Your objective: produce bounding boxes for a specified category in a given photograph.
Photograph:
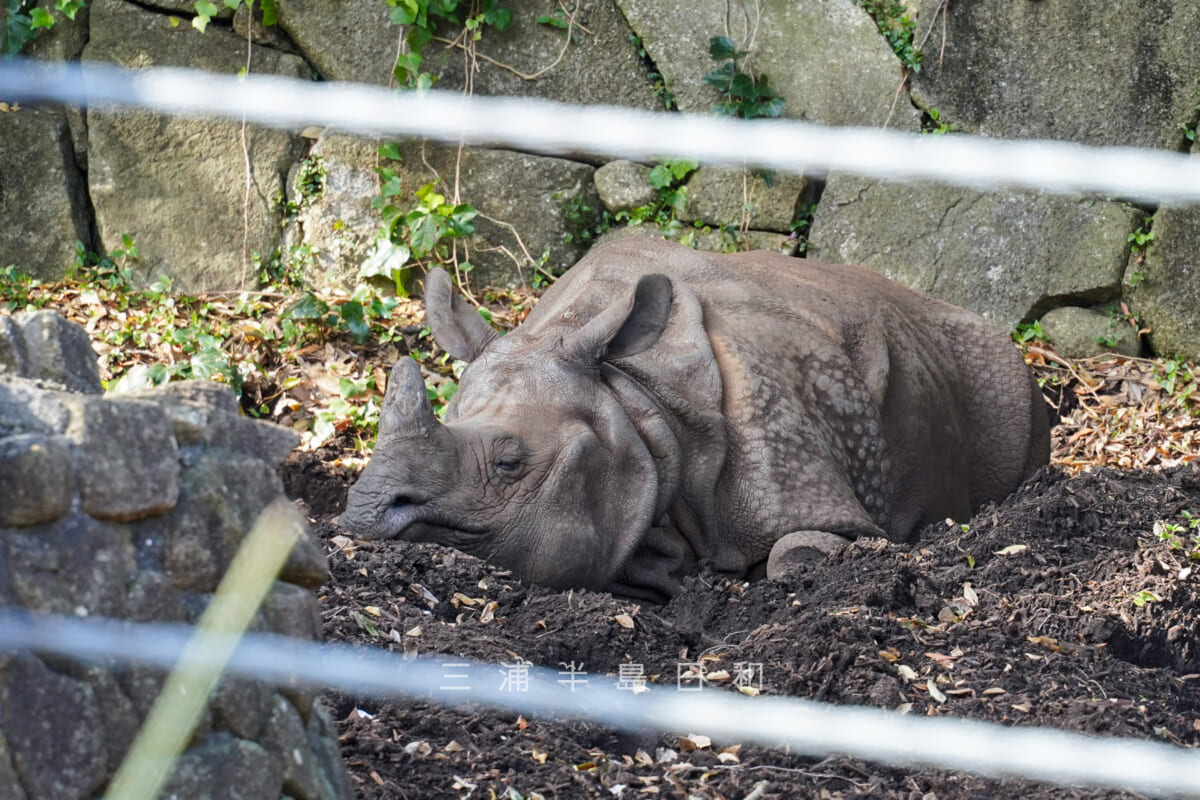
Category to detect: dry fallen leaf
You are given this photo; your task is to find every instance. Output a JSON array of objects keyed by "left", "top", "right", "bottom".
[
  {"left": 405, "top": 625, "right": 422, "bottom": 637},
  {"left": 879, "top": 648, "right": 902, "bottom": 663},
  {"left": 926, "top": 681, "right": 947, "bottom": 704},
  {"left": 363, "top": 606, "right": 382, "bottom": 617},
  {"left": 962, "top": 582, "right": 979, "bottom": 606},
  {"left": 993, "top": 544, "right": 1029, "bottom": 556},
  {"left": 614, "top": 613, "right": 635, "bottom": 629},
  {"left": 897, "top": 664, "right": 918, "bottom": 682}
]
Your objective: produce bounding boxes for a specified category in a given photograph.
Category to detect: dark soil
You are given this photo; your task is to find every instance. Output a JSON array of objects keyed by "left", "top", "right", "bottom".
[{"left": 283, "top": 451, "right": 1200, "bottom": 799}]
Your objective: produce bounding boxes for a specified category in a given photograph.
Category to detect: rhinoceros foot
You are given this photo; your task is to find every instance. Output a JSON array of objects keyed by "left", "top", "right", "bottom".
[{"left": 766, "top": 530, "right": 853, "bottom": 580}]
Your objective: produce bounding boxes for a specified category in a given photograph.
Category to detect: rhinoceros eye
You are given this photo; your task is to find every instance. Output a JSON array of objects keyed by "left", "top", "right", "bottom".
[{"left": 494, "top": 456, "right": 522, "bottom": 474}]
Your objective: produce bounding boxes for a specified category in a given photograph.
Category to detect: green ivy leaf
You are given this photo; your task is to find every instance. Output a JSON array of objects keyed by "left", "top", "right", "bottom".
[
  {"left": 282, "top": 291, "right": 330, "bottom": 320},
  {"left": 223, "top": 0, "right": 241, "bottom": 9},
  {"left": 260, "top": 0, "right": 276, "bottom": 25},
  {"left": 708, "top": 36, "right": 748, "bottom": 61},
  {"left": 406, "top": 212, "right": 441, "bottom": 257},
  {"left": 378, "top": 142, "right": 403, "bottom": 161},
  {"left": 55, "top": 1, "right": 85, "bottom": 21},
  {"left": 338, "top": 300, "right": 370, "bottom": 342},
  {"left": 29, "top": 8, "right": 54, "bottom": 29}
]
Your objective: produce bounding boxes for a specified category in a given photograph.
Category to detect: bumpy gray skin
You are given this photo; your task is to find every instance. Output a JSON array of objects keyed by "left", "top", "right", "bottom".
[{"left": 342, "top": 239, "right": 1049, "bottom": 602}]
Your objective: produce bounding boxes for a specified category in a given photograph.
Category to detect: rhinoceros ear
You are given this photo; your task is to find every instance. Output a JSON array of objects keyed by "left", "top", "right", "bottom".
[
  {"left": 424, "top": 267, "right": 497, "bottom": 362},
  {"left": 562, "top": 273, "right": 673, "bottom": 363}
]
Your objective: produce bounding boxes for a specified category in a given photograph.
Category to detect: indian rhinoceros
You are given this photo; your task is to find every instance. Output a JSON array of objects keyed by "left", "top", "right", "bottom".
[{"left": 341, "top": 238, "right": 1049, "bottom": 601}]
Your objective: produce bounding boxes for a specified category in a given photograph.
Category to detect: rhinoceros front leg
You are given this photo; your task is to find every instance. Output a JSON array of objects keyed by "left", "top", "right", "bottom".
[{"left": 765, "top": 530, "right": 854, "bottom": 579}]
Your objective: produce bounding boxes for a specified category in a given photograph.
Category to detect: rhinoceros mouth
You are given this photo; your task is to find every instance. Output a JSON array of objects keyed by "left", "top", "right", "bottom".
[{"left": 374, "top": 500, "right": 485, "bottom": 545}]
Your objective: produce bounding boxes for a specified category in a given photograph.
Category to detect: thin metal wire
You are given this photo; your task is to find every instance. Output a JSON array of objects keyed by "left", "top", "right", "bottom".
[
  {"left": 1, "top": 612, "right": 1199, "bottom": 798},
  {"left": 2, "top": 59, "right": 1200, "bottom": 204}
]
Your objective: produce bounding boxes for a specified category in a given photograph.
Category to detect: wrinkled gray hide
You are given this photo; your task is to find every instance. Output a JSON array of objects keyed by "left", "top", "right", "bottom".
[{"left": 343, "top": 239, "right": 1049, "bottom": 601}]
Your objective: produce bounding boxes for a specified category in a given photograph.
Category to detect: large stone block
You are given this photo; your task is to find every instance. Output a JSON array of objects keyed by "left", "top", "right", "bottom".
[
  {"left": 5, "top": 514, "right": 134, "bottom": 617},
  {"left": 159, "top": 736, "right": 284, "bottom": 800},
  {"left": 64, "top": 395, "right": 180, "bottom": 521},
  {"left": 0, "top": 108, "right": 91, "bottom": 280},
  {"left": 0, "top": 434, "right": 74, "bottom": 527},
  {"left": 679, "top": 167, "right": 804, "bottom": 232},
  {"left": 1, "top": 655, "right": 107, "bottom": 800},
  {"left": 1126, "top": 200, "right": 1200, "bottom": 360},
  {"left": 356, "top": 140, "right": 603, "bottom": 288},
  {"left": 616, "top": 0, "right": 919, "bottom": 128},
  {"left": 11, "top": 310, "right": 104, "bottom": 393},
  {"left": 808, "top": 174, "right": 1138, "bottom": 330},
  {"left": 82, "top": 0, "right": 309, "bottom": 292},
  {"left": 910, "top": 0, "right": 1200, "bottom": 149},
  {"left": 273, "top": 0, "right": 397, "bottom": 85},
  {"left": 429, "top": 0, "right": 661, "bottom": 110},
  {"left": 283, "top": 130, "right": 383, "bottom": 289}
]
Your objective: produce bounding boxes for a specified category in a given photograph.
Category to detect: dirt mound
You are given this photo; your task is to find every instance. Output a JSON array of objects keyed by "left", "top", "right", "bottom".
[{"left": 284, "top": 448, "right": 1200, "bottom": 799}]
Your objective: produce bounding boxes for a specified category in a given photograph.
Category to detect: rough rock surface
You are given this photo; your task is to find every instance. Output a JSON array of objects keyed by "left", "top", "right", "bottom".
[
  {"left": 382, "top": 140, "right": 604, "bottom": 288},
  {"left": 808, "top": 174, "right": 1139, "bottom": 330},
  {"left": 273, "top": 0, "right": 396, "bottom": 85},
  {"left": 430, "top": 0, "right": 661, "bottom": 110},
  {"left": 1037, "top": 306, "right": 1141, "bottom": 359},
  {"left": 0, "top": 312, "right": 352, "bottom": 800},
  {"left": 593, "top": 160, "right": 657, "bottom": 214},
  {"left": 82, "top": 0, "right": 309, "bottom": 291},
  {"left": 616, "top": 0, "right": 919, "bottom": 128},
  {"left": 678, "top": 166, "right": 804, "bottom": 232},
  {"left": 0, "top": 108, "right": 92, "bottom": 280},
  {"left": 284, "top": 131, "right": 385, "bottom": 289},
  {"left": 1126, "top": 142, "right": 1200, "bottom": 361},
  {"left": 911, "top": 0, "right": 1200, "bottom": 149}
]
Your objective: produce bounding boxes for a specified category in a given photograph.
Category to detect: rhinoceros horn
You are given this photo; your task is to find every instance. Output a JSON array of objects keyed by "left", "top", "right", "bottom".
[{"left": 379, "top": 357, "right": 437, "bottom": 433}]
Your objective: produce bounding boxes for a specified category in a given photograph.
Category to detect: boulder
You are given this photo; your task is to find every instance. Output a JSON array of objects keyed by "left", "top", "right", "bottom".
[
  {"left": 910, "top": 0, "right": 1200, "bottom": 149},
  {"left": 284, "top": 130, "right": 384, "bottom": 289},
  {"left": 0, "top": 311, "right": 351, "bottom": 797},
  {"left": 1037, "top": 306, "right": 1141, "bottom": 359},
  {"left": 64, "top": 395, "right": 181, "bottom": 522},
  {"left": 429, "top": 0, "right": 661, "bottom": 110},
  {"left": 0, "top": 434, "right": 74, "bottom": 527},
  {"left": 0, "top": 108, "right": 91, "bottom": 280},
  {"left": 1126, "top": 189, "right": 1200, "bottom": 359},
  {"left": 82, "top": 0, "right": 309, "bottom": 292},
  {"left": 273, "top": 0, "right": 396, "bottom": 85},
  {"left": 594, "top": 160, "right": 657, "bottom": 214},
  {"left": 1, "top": 655, "right": 107, "bottom": 800},
  {"left": 7, "top": 310, "right": 104, "bottom": 393},
  {"left": 807, "top": 173, "right": 1138, "bottom": 330},
  {"left": 679, "top": 166, "right": 804, "bottom": 232},
  {"left": 375, "top": 140, "right": 604, "bottom": 288},
  {"left": 616, "top": 0, "right": 919, "bottom": 128}
]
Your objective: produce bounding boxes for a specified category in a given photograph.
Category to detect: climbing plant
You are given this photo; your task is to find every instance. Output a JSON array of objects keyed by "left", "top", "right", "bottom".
[
  {"left": 1, "top": 0, "right": 84, "bottom": 56},
  {"left": 704, "top": 35, "right": 784, "bottom": 119}
]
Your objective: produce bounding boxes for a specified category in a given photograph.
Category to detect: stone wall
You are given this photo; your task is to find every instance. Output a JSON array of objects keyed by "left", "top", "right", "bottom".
[
  {"left": 0, "top": 310, "right": 351, "bottom": 800},
  {"left": 3, "top": 0, "right": 1200, "bottom": 358}
]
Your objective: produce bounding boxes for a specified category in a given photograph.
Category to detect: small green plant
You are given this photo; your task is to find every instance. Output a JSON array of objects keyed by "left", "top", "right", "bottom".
[
  {"left": 857, "top": 0, "right": 921, "bottom": 72},
  {"left": 384, "top": 0, "right": 512, "bottom": 89},
  {"left": 1013, "top": 320, "right": 1048, "bottom": 345},
  {"left": 1154, "top": 512, "right": 1200, "bottom": 560},
  {"left": 2, "top": 0, "right": 84, "bottom": 57},
  {"left": 922, "top": 108, "right": 956, "bottom": 135},
  {"left": 365, "top": 145, "right": 478, "bottom": 293},
  {"left": 1127, "top": 270, "right": 1146, "bottom": 287},
  {"left": 557, "top": 190, "right": 609, "bottom": 246},
  {"left": 1128, "top": 217, "right": 1155, "bottom": 252},
  {"left": 1154, "top": 358, "right": 1192, "bottom": 395},
  {"left": 1181, "top": 84, "right": 1200, "bottom": 143},
  {"left": 1130, "top": 589, "right": 1162, "bottom": 608},
  {"left": 616, "top": 159, "right": 698, "bottom": 234},
  {"left": 630, "top": 33, "right": 675, "bottom": 110},
  {"left": 789, "top": 202, "right": 820, "bottom": 253},
  {"left": 703, "top": 36, "right": 785, "bottom": 119}
]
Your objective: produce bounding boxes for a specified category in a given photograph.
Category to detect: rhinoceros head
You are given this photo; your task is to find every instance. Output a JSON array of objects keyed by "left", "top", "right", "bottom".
[{"left": 341, "top": 266, "right": 677, "bottom": 596}]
